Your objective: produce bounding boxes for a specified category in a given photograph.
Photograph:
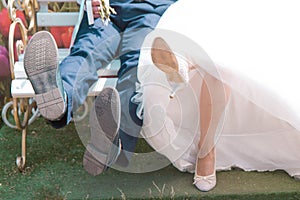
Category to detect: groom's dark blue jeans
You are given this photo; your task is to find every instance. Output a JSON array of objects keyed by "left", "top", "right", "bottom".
[{"left": 49, "top": 0, "right": 177, "bottom": 164}]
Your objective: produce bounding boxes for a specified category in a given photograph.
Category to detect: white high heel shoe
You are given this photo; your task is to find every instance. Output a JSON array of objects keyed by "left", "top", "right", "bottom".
[
  {"left": 193, "top": 171, "right": 216, "bottom": 192},
  {"left": 193, "top": 153, "right": 217, "bottom": 192},
  {"left": 151, "top": 37, "right": 190, "bottom": 98}
]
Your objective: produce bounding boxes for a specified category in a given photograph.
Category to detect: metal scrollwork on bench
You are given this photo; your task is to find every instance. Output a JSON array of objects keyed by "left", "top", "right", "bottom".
[{"left": 4, "top": 0, "right": 37, "bottom": 171}]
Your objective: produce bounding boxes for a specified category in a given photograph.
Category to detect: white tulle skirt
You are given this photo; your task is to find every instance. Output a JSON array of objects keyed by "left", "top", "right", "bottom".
[{"left": 136, "top": 0, "right": 300, "bottom": 177}]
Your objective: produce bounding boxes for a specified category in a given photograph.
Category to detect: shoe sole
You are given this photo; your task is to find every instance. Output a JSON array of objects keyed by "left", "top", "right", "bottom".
[
  {"left": 151, "top": 37, "right": 185, "bottom": 83},
  {"left": 83, "top": 87, "right": 121, "bottom": 176},
  {"left": 24, "top": 31, "right": 65, "bottom": 121}
]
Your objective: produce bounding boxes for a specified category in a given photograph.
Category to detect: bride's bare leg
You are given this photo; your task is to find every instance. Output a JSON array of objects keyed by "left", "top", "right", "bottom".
[
  {"left": 150, "top": 36, "right": 231, "bottom": 190},
  {"left": 198, "top": 76, "right": 215, "bottom": 176},
  {"left": 195, "top": 73, "right": 230, "bottom": 191}
]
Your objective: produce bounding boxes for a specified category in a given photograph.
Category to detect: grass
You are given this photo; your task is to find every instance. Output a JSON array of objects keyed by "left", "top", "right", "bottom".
[
  {"left": 0, "top": 118, "right": 183, "bottom": 199},
  {"left": 1, "top": 117, "right": 300, "bottom": 199}
]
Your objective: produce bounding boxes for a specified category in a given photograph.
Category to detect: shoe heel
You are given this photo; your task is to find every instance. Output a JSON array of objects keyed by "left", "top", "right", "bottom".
[
  {"left": 35, "top": 88, "right": 66, "bottom": 121},
  {"left": 169, "top": 81, "right": 188, "bottom": 98}
]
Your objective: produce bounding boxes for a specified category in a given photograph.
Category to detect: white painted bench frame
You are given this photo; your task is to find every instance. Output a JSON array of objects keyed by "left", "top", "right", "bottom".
[{"left": 2, "top": 0, "right": 119, "bottom": 171}]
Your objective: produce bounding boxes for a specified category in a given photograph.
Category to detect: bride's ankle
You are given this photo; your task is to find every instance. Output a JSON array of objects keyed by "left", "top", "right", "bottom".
[{"left": 196, "top": 149, "right": 216, "bottom": 176}]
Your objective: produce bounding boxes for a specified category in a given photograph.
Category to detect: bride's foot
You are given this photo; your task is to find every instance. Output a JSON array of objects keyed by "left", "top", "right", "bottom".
[
  {"left": 193, "top": 149, "right": 216, "bottom": 192},
  {"left": 151, "top": 37, "right": 190, "bottom": 98}
]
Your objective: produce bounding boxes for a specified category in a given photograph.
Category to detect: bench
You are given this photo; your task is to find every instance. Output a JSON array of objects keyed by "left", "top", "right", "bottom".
[{"left": 2, "top": 0, "right": 119, "bottom": 171}]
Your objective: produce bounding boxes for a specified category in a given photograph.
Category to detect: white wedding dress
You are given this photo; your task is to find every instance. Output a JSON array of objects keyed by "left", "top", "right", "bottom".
[{"left": 135, "top": 0, "right": 300, "bottom": 177}]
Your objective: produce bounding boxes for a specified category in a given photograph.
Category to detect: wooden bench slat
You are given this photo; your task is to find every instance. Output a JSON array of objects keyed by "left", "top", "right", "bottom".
[
  {"left": 11, "top": 79, "right": 35, "bottom": 98},
  {"left": 11, "top": 78, "right": 116, "bottom": 98},
  {"left": 14, "top": 62, "right": 118, "bottom": 79},
  {"left": 14, "top": 61, "right": 27, "bottom": 79},
  {"left": 37, "top": 12, "right": 79, "bottom": 26},
  {"left": 57, "top": 49, "right": 71, "bottom": 59}
]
